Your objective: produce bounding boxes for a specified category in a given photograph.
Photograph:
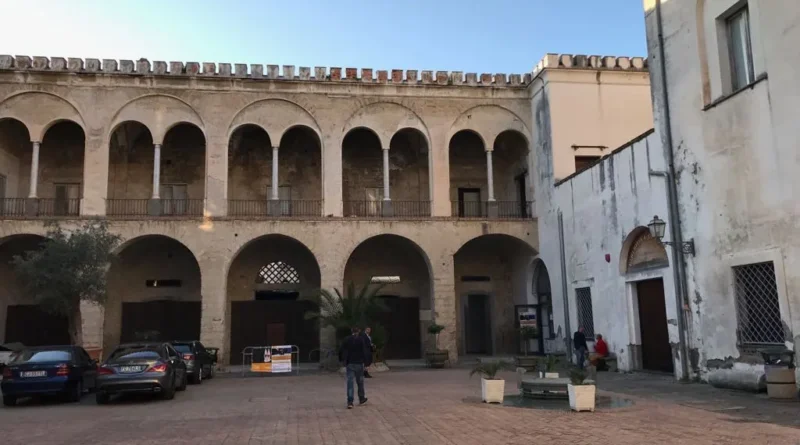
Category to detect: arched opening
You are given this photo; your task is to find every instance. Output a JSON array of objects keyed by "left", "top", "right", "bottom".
[
  {"left": 38, "top": 121, "right": 86, "bottom": 216},
  {"left": 104, "top": 236, "right": 202, "bottom": 350},
  {"left": 454, "top": 234, "right": 536, "bottom": 355},
  {"left": 622, "top": 227, "right": 669, "bottom": 274},
  {"left": 160, "top": 123, "right": 206, "bottom": 215},
  {"left": 228, "top": 124, "right": 272, "bottom": 216},
  {"left": 342, "top": 128, "right": 383, "bottom": 217},
  {"left": 276, "top": 126, "right": 323, "bottom": 215},
  {"left": 226, "top": 235, "right": 320, "bottom": 364},
  {"left": 343, "top": 235, "right": 432, "bottom": 359},
  {"left": 527, "top": 259, "right": 554, "bottom": 354},
  {"left": 493, "top": 130, "right": 531, "bottom": 218},
  {"left": 448, "top": 130, "right": 487, "bottom": 217},
  {"left": 388, "top": 128, "right": 430, "bottom": 217},
  {"left": 0, "top": 234, "right": 71, "bottom": 346},
  {"left": 0, "top": 118, "right": 31, "bottom": 216},
  {"left": 107, "top": 121, "right": 155, "bottom": 216}
]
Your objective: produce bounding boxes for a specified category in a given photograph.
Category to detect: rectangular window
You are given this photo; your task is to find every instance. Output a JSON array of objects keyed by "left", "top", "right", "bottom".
[
  {"left": 365, "top": 187, "right": 383, "bottom": 217},
  {"left": 145, "top": 279, "right": 182, "bottom": 288},
  {"left": 733, "top": 261, "right": 784, "bottom": 347},
  {"left": 727, "top": 6, "right": 755, "bottom": 91},
  {"left": 160, "top": 183, "right": 188, "bottom": 215},
  {"left": 458, "top": 188, "right": 482, "bottom": 217},
  {"left": 575, "top": 287, "right": 595, "bottom": 338},
  {"left": 54, "top": 183, "right": 81, "bottom": 216},
  {"left": 574, "top": 156, "right": 600, "bottom": 173}
]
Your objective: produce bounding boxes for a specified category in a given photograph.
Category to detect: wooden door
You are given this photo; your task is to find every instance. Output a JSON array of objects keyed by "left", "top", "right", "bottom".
[
  {"left": 465, "top": 294, "right": 490, "bottom": 354},
  {"left": 374, "top": 296, "right": 421, "bottom": 359},
  {"left": 637, "top": 279, "right": 673, "bottom": 373}
]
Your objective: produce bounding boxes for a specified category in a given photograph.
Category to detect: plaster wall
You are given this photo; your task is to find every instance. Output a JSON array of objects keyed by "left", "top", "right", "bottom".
[{"left": 644, "top": 0, "right": 800, "bottom": 384}]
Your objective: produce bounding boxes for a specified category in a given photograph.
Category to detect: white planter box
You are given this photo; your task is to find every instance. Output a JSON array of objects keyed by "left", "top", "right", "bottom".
[
  {"left": 543, "top": 372, "right": 559, "bottom": 379},
  {"left": 568, "top": 383, "right": 596, "bottom": 412},
  {"left": 481, "top": 378, "right": 505, "bottom": 403}
]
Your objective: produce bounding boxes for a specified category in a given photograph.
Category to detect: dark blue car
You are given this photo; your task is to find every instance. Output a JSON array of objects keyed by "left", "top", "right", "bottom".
[{"left": 1, "top": 345, "right": 98, "bottom": 406}]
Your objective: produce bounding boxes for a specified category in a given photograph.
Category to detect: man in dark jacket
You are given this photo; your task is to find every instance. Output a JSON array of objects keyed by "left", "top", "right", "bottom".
[
  {"left": 362, "top": 326, "right": 374, "bottom": 378},
  {"left": 339, "top": 326, "right": 372, "bottom": 408},
  {"left": 573, "top": 327, "right": 588, "bottom": 370}
]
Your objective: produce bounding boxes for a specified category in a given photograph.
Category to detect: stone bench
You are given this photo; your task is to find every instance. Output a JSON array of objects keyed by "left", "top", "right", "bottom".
[{"left": 519, "top": 376, "right": 596, "bottom": 399}]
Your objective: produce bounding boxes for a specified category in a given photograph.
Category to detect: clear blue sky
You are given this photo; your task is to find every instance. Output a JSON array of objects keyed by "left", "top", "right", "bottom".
[{"left": 3, "top": 0, "right": 647, "bottom": 74}]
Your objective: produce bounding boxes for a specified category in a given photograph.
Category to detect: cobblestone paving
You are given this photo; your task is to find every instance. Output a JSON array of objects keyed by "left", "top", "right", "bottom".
[{"left": 2, "top": 369, "right": 799, "bottom": 445}]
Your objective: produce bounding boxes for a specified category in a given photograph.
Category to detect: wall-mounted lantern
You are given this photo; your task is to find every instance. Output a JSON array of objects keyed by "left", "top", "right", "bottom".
[{"left": 648, "top": 215, "right": 695, "bottom": 256}]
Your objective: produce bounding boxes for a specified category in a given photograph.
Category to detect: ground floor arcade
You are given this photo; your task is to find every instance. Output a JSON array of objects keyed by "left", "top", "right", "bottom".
[{"left": 0, "top": 219, "right": 538, "bottom": 364}]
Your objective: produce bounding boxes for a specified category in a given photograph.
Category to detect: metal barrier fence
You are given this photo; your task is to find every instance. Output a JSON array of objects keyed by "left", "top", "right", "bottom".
[{"left": 241, "top": 345, "right": 300, "bottom": 376}]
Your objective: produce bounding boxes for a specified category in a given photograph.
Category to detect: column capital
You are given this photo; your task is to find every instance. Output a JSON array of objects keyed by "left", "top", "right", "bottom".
[
  {"left": 484, "top": 147, "right": 493, "bottom": 153},
  {"left": 31, "top": 140, "right": 41, "bottom": 145},
  {"left": 382, "top": 146, "right": 390, "bottom": 151},
  {"left": 272, "top": 145, "right": 279, "bottom": 151}
]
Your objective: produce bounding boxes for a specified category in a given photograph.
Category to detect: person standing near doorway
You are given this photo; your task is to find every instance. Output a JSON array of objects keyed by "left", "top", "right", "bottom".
[
  {"left": 339, "top": 326, "right": 372, "bottom": 409},
  {"left": 362, "top": 326, "right": 374, "bottom": 378},
  {"left": 573, "top": 327, "right": 588, "bottom": 370}
]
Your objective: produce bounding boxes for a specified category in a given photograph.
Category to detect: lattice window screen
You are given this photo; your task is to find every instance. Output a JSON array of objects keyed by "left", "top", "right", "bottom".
[
  {"left": 257, "top": 261, "right": 300, "bottom": 284},
  {"left": 575, "top": 287, "right": 595, "bottom": 338},
  {"left": 734, "top": 262, "right": 784, "bottom": 346}
]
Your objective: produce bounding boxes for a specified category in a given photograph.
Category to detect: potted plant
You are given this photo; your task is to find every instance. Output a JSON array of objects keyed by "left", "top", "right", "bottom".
[
  {"left": 537, "top": 354, "right": 560, "bottom": 378},
  {"left": 367, "top": 324, "right": 389, "bottom": 372},
  {"left": 425, "top": 323, "right": 448, "bottom": 368},
  {"left": 515, "top": 326, "right": 539, "bottom": 371},
  {"left": 470, "top": 359, "right": 514, "bottom": 403},
  {"left": 568, "top": 367, "right": 596, "bottom": 412}
]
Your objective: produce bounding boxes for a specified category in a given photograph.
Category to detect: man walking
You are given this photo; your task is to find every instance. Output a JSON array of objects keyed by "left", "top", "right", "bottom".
[
  {"left": 339, "top": 326, "right": 372, "bottom": 409},
  {"left": 362, "top": 326, "right": 374, "bottom": 378},
  {"left": 573, "top": 327, "right": 588, "bottom": 370}
]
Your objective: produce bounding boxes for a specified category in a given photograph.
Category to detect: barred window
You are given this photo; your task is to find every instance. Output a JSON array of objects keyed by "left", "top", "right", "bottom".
[
  {"left": 575, "top": 287, "right": 595, "bottom": 338},
  {"left": 734, "top": 262, "right": 784, "bottom": 346},
  {"left": 257, "top": 261, "right": 300, "bottom": 284}
]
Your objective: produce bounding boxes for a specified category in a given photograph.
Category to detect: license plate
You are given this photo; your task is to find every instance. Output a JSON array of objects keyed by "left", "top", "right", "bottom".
[
  {"left": 21, "top": 370, "right": 47, "bottom": 378},
  {"left": 119, "top": 366, "right": 144, "bottom": 373}
]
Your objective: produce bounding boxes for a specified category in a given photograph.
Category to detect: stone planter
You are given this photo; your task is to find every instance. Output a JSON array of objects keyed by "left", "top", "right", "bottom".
[
  {"left": 481, "top": 378, "right": 505, "bottom": 403},
  {"left": 515, "top": 356, "right": 538, "bottom": 371},
  {"left": 369, "top": 362, "right": 390, "bottom": 373},
  {"left": 425, "top": 350, "right": 449, "bottom": 368},
  {"left": 568, "top": 384, "right": 596, "bottom": 412},
  {"left": 540, "top": 371, "right": 560, "bottom": 379}
]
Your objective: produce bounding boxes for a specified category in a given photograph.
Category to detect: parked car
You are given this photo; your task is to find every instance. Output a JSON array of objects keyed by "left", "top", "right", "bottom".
[
  {"left": 1, "top": 345, "right": 98, "bottom": 407},
  {"left": 0, "top": 342, "right": 25, "bottom": 373},
  {"left": 95, "top": 342, "right": 187, "bottom": 404},
  {"left": 171, "top": 340, "right": 215, "bottom": 384}
]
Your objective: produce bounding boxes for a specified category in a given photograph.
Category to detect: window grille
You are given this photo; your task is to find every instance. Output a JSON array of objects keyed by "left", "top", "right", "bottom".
[
  {"left": 575, "top": 287, "right": 595, "bottom": 338},
  {"left": 734, "top": 262, "right": 784, "bottom": 346},
  {"left": 257, "top": 261, "right": 300, "bottom": 284}
]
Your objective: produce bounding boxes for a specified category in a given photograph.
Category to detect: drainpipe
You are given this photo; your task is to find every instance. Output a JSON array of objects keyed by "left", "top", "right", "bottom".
[
  {"left": 558, "top": 211, "right": 572, "bottom": 359},
  {"left": 653, "top": 0, "right": 691, "bottom": 380}
]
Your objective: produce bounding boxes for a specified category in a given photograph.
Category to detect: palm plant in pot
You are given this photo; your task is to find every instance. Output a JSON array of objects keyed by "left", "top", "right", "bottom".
[
  {"left": 515, "top": 326, "right": 539, "bottom": 371},
  {"left": 568, "top": 367, "right": 596, "bottom": 412},
  {"left": 537, "top": 354, "right": 560, "bottom": 378},
  {"left": 425, "top": 323, "right": 448, "bottom": 368},
  {"left": 470, "top": 359, "right": 514, "bottom": 403}
]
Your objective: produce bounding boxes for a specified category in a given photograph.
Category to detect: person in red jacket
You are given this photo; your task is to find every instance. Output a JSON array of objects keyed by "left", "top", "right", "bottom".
[{"left": 591, "top": 334, "right": 610, "bottom": 371}]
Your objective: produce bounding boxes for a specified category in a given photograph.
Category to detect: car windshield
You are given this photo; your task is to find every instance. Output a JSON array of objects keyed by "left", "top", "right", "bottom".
[
  {"left": 11, "top": 350, "right": 72, "bottom": 363},
  {"left": 172, "top": 344, "right": 192, "bottom": 353},
  {"left": 109, "top": 347, "right": 161, "bottom": 361}
]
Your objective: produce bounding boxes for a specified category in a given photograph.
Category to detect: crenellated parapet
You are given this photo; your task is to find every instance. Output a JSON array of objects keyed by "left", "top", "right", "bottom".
[
  {"left": 532, "top": 53, "right": 648, "bottom": 77},
  {"left": 0, "top": 55, "right": 529, "bottom": 88}
]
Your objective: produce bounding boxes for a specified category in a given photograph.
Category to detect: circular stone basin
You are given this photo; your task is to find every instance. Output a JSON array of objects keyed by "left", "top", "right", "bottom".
[{"left": 463, "top": 395, "right": 633, "bottom": 411}]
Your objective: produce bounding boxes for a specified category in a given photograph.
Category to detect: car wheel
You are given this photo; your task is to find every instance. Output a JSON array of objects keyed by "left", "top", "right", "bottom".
[
  {"left": 3, "top": 395, "right": 16, "bottom": 407},
  {"left": 191, "top": 370, "right": 202, "bottom": 385},
  {"left": 161, "top": 383, "right": 176, "bottom": 400},
  {"left": 178, "top": 372, "right": 188, "bottom": 391},
  {"left": 95, "top": 392, "right": 110, "bottom": 405}
]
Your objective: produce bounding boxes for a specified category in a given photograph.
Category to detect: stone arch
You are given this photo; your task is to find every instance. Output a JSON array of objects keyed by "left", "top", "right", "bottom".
[
  {"left": 342, "top": 102, "right": 431, "bottom": 149},
  {"left": 620, "top": 227, "right": 669, "bottom": 274},
  {"left": 0, "top": 91, "right": 86, "bottom": 141},
  {"left": 109, "top": 94, "right": 205, "bottom": 144},
  {"left": 448, "top": 105, "right": 530, "bottom": 152},
  {"left": 343, "top": 233, "right": 433, "bottom": 359},
  {"left": 227, "top": 99, "right": 322, "bottom": 147}
]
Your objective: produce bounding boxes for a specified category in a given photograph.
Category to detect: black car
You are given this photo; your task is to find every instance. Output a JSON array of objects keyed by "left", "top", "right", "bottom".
[
  {"left": 171, "top": 341, "right": 215, "bottom": 384},
  {"left": 1, "top": 345, "right": 98, "bottom": 406},
  {"left": 95, "top": 342, "right": 187, "bottom": 404}
]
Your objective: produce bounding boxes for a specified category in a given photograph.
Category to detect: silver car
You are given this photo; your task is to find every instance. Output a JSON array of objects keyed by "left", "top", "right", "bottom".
[{"left": 95, "top": 342, "right": 187, "bottom": 404}]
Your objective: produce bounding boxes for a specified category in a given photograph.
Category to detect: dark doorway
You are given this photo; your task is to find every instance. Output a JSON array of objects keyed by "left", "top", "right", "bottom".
[
  {"left": 230, "top": 300, "right": 318, "bottom": 364},
  {"left": 636, "top": 279, "right": 673, "bottom": 373},
  {"left": 5, "top": 305, "right": 71, "bottom": 346},
  {"left": 120, "top": 300, "right": 201, "bottom": 343},
  {"left": 458, "top": 188, "right": 482, "bottom": 217},
  {"left": 515, "top": 172, "right": 528, "bottom": 217},
  {"left": 374, "top": 296, "right": 421, "bottom": 359},
  {"left": 464, "top": 294, "right": 491, "bottom": 354}
]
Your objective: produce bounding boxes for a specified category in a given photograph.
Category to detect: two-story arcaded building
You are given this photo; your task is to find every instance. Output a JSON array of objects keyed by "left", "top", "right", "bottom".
[{"left": 0, "top": 53, "right": 652, "bottom": 365}]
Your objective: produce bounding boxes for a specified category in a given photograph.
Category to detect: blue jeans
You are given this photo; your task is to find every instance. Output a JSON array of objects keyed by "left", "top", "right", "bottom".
[
  {"left": 346, "top": 363, "right": 365, "bottom": 404},
  {"left": 576, "top": 347, "right": 586, "bottom": 370}
]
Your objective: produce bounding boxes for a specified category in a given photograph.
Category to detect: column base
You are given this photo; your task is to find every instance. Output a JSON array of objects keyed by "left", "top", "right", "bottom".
[
  {"left": 25, "top": 198, "right": 39, "bottom": 217},
  {"left": 486, "top": 200, "right": 498, "bottom": 218},
  {"left": 147, "top": 199, "right": 162, "bottom": 216},
  {"left": 381, "top": 200, "right": 393, "bottom": 217},
  {"left": 268, "top": 199, "right": 282, "bottom": 217}
]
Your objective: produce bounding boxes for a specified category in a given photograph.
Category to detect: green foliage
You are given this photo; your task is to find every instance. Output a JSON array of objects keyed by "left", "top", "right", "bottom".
[
  {"left": 369, "top": 324, "right": 387, "bottom": 362},
  {"left": 12, "top": 221, "right": 122, "bottom": 343},
  {"left": 304, "top": 281, "right": 387, "bottom": 343},
  {"left": 427, "top": 323, "right": 445, "bottom": 351},
  {"left": 469, "top": 359, "right": 515, "bottom": 380},
  {"left": 569, "top": 367, "right": 589, "bottom": 385},
  {"left": 538, "top": 354, "right": 560, "bottom": 372}
]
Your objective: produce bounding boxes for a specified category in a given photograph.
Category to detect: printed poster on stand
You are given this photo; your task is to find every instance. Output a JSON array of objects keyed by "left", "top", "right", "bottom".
[
  {"left": 271, "top": 345, "right": 292, "bottom": 373},
  {"left": 250, "top": 347, "right": 271, "bottom": 373}
]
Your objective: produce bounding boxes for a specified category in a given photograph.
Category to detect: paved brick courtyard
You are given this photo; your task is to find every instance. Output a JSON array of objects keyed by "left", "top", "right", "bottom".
[{"left": 2, "top": 369, "right": 799, "bottom": 445}]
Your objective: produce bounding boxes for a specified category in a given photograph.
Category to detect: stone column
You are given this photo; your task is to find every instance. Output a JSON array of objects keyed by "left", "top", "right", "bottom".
[
  {"left": 381, "top": 147, "right": 393, "bottom": 216},
  {"left": 28, "top": 141, "right": 40, "bottom": 198},
  {"left": 199, "top": 253, "right": 229, "bottom": 365},
  {"left": 322, "top": 134, "right": 343, "bottom": 216},
  {"left": 269, "top": 145, "right": 281, "bottom": 216},
  {"left": 431, "top": 252, "right": 458, "bottom": 363},
  {"left": 486, "top": 148, "right": 498, "bottom": 217},
  {"left": 204, "top": 133, "right": 229, "bottom": 217},
  {"left": 151, "top": 143, "right": 161, "bottom": 199},
  {"left": 79, "top": 301, "right": 104, "bottom": 355},
  {"left": 428, "top": 131, "right": 451, "bottom": 217},
  {"left": 81, "top": 135, "right": 109, "bottom": 216}
]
